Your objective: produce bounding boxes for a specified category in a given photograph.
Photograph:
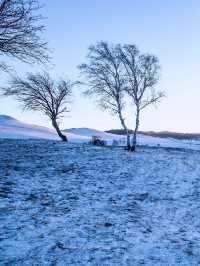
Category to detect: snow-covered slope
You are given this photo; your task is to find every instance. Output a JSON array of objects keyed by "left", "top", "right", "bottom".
[
  {"left": 0, "top": 115, "right": 59, "bottom": 140},
  {"left": 0, "top": 116, "right": 122, "bottom": 143},
  {"left": 66, "top": 127, "right": 113, "bottom": 137},
  {"left": 0, "top": 115, "right": 90, "bottom": 142},
  {"left": 65, "top": 127, "right": 200, "bottom": 150},
  {"left": 1, "top": 114, "right": 200, "bottom": 150},
  {"left": 65, "top": 127, "right": 123, "bottom": 141}
]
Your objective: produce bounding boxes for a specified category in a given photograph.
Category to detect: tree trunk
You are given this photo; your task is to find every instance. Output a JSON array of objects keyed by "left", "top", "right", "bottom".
[
  {"left": 126, "top": 134, "right": 131, "bottom": 150},
  {"left": 131, "top": 106, "right": 140, "bottom": 152},
  {"left": 118, "top": 109, "right": 131, "bottom": 150},
  {"left": 52, "top": 119, "right": 68, "bottom": 142}
]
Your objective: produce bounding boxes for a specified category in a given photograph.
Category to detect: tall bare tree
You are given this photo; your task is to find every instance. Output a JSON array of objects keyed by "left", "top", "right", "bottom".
[
  {"left": 3, "top": 72, "right": 74, "bottom": 141},
  {"left": 79, "top": 41, "right": 131, "bottom": 149},
  {"left": 118, "top": 44, "right": 164, "bottom": 151},
  {"left": 0, "top": 0, "right": 49, "bottom": 69}
]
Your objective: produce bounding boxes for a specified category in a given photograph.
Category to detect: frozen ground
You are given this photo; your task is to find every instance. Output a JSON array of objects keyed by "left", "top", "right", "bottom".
[{"left": 1, "top": 140, "right": 200, "bottom": 265}]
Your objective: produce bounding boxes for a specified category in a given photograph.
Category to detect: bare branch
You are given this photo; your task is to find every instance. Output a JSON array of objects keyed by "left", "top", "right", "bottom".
[{"left": 0, "top": 0, "right": 50, "bottom": 68}]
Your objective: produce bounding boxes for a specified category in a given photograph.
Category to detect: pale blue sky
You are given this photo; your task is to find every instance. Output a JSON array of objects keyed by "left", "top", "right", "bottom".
[{"left": 0, "top": 0, "right": 200, "bottom": 132}]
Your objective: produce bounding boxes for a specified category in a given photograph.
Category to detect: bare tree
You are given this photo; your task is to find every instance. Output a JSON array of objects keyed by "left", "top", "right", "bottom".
[
  {"left": 118, "top": 44, "right": 164, "bottom": 151},
  {"left": 79, "top": 41, "right": 131, "bottom": 149},
  {"left": 3, "top": 72, "right": 74, "bottom": 141},
  {"left": 0, "top": 0, "right": 49, "bottom": 68}
]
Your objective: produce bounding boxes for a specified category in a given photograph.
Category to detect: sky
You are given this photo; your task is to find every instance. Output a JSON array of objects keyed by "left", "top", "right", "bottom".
[{"left": 0, "top": 0, "right": 200, "bottom": 132}]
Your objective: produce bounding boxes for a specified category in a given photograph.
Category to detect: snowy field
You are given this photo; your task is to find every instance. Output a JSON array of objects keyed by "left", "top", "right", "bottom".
[
  {"left": 1, "top": 139, "right": 200, "bottom": 265},
  {"left": 1, "top": 114, "right": 200, "bottom": 151}
]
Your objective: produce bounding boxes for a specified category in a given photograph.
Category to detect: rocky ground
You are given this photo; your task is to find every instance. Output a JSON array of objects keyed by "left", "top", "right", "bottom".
[{"left": 1, "top": 139, "right": 200, "bottom": 265}]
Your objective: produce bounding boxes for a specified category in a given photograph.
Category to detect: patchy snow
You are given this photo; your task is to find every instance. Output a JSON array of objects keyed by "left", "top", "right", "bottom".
[{"left": 1, "top": 139, "right": 200, "bottom": 265}]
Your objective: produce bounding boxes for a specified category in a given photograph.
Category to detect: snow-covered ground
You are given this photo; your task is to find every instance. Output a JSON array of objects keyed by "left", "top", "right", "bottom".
[
  {"left": 1, "top": 115, "right": 200, "bottom": 151},
  {"left": 1, "top": 139, "right": 200, "bottom": 265},
  {"left": 65, "top": 127, "right": 200, "bottom": 150}
]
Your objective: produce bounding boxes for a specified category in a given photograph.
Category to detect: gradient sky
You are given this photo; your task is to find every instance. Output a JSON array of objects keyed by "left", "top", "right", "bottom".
[{"left": 0, "top": 0, "right": 200, "bottom": 132}]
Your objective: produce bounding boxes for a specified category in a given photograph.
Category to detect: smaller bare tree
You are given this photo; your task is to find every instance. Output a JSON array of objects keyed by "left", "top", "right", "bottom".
[
  {"left": 118, "top": 44, "right": 164, "bottom": 151},
  {"left": 2, "top": 72, "right": 74, "bottom": 141},
  {"left": 79, "top": 41, "right": 131, "bottom": 149}
]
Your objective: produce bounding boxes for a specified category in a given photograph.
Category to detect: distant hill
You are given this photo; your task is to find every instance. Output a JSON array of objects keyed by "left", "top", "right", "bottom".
[
  {"left": 0, "top": 115, "right": 122, "bottom": 143},
  {"left": 0, "top": 115, "right": 58, "bottom": 140},
  {"left": 0, "top": 115, "right": 89, "bottom": 142},
  {"left": 64, "top": 127, "right": 122, "bottom": 140},
  {"left": 106, "top": 129, "right": 200, "bottom": 140},
  {"left": 1, "top": 115, "right": 200, "bottom": 150}
]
